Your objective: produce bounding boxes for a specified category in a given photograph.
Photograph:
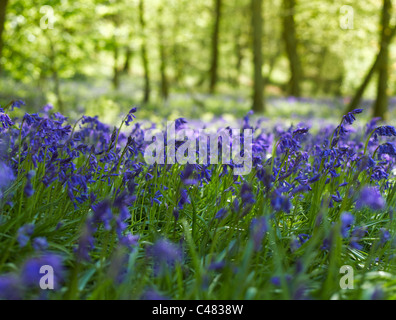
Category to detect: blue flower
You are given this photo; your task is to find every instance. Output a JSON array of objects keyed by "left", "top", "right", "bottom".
[
  {"left": 356, "top": 187, "right": 385, "bottom": 211},
  {"left": 343, "top": 109, "right": 363, "bottom": 125},
  {"left": 349, "top": 227, "right": 367, "bottom": 250},
  {"left": 17, "top": 224, "right": 35, "bottom": 248},
  {"left": 380, "top": 228, "right": 391, "bottom": 245},
  {"left": 215, "top": 208, "right": 227, "bottom": 220},
  {"left": 21, "top": 254, "right": 64, "bottom": 289},
  {"left": 0, "top": 162, "right": 15, "bottom": 191},
  {"left": 148, "top": 238, "right": 182, "bottom": 275},
  {"left": 375, "top": 126, "right": 396, "bottom": 137},
  {"left": 378, "top": 142, "right": 396, "bottom": 159},
  {"left": 0, "top": 275, "right": 21, "bottom": 300},
  {"left": 32, "top": 237, "right": 49, "bottom": 251},
  {"left": 340, "top": 212, "right": 354, "bottom": 238},
  {"left": 0, "top": 112, "right": 13, "bottom": 130},
  {"left": 250, "top": 217, "right": 268, "bottom": 251}
]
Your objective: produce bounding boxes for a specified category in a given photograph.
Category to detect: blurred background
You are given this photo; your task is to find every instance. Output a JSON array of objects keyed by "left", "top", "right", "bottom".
[{"left": 0, "top": 0, "right": 395, "bottom": 124}]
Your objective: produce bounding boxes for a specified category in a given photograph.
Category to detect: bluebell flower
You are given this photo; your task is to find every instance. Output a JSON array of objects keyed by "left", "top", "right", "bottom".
[
  {"left": 349, "top": 227, "right": 367, "bottom": 250},
  {"left": 340, "top": 212, "right": 354, "bottom": 238},
  {"left": 0, "top": 275, "right": 21, "bottom": 300},
  {"left": 17, "top": 224, "right": 35, "bottom": 248},
  {"left": 208, "top": 261, "right": 226, "bottom": 271},
  {"left": 178, "top": 189, "right": 190, "bottom": 209},
  {"left": 271, "top": 189, "right": 291, "bottom": 213},
  {"left": 356, "top": 187, "right": 385, "bottom": 211},
  {"left": 240, "top": 183, "right": 255, "bottom": 205},
  {"left": 374, "top": 126, "right": 396, "bottom": 137},
  {"left": 343, "top": 109, "right": 363, "bottom": 125},
  {"left": 10, "top": 100, "right": 25, "bottom": 111},
  {"left": 21, "top": 254, "right": 64, "bottom": 289},
  {"left": 92, "top": 199, "right": 113, "bottom": 230},
  {"left": 119, "top": 233, "right": 139, "bottom": 249},
  {"left": 380, "top": 228, "right": 391, "bottom": 245},
  {"left": 0, "top": 112, "right": 13, "bottom": 130},
  {"left": 148, "top": 238, "right": 182, "bottom": 275},
  {"left": 250, "top": 217, "right": 268, "bottom": 251},
  {"left": 0, "top": 162, "right": 15, "bottom": 192},
  {"left": 125, "top": 107, "right": 137, "bottom": 126},
  {"left": 32, "top": 237, "right": 49, "bottom": 251},
  {"left": 378, "top": 142, "right": 396, "bottom": 159},
  {"left": 215, "top": 208, "right": 227, "bottom": 220},
  {"left": 141, "top": 288, "right": 169, "bottom": 300}
]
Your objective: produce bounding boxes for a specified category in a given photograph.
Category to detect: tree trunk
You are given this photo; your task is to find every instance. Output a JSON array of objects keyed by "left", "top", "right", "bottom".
[
  {"left": 209, "top": 0, "right": 222, "bottom": 94},
  {"left": 139, "top": 0, "right": 150, "bottom": 103},
  {"left": 373, "top": 0, "right": 392, "bottom": 119},
  {"left": 112, "top": 39, "right": 120, "bottom": 90},
  {"left": 282, "top": 0, "right": 302, "bottom": 97},
  {"left": 346, "top": 1, "right": 395, "bottom": 115},
  {"left": 234, "top": 30, "right": 245, "bottom": 87},
  {"left": 0, "top": 0, "right": 8, "bottom": 73},
  {"left": 158, "top": 4, "right": 169, "bottom": 100},
  {"left": 49, "top": 41, "right": 64, "bottom": 114},
  {"left": 123, "top": 47, "right": 133, "bottom": 74},
  {"left": 251, "top": 0, "right": 265, "bottom": 113}
]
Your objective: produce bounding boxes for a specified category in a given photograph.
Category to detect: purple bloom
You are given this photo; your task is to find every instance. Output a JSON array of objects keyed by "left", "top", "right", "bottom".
[
  {"left": 32, "top": 237, "right": 49, "bottom": 251},
  {"left": 375, "top": 126, "right": 396, "bottom": 137},
  {"left": 92, "top": 199, "right": 113, "bottom": 230},
  {"left": 178, "top": 189, "right": 190, "bottom": 209},
  {"left": 349, "top": 227, "right": 367, "bottom": 250},
  {"left": 240, "top": 183, "right": 255, "bottom": 205},
  {"left": 119, "top": 233, "right": 139, "bottom": 248},
  {"left": 208, "top": 261, "right": 226, "bottom": 271},
  {"left": 17, "top": 224, "right": 35, "bottom": 248},
  {"left": 271, "top": 190, "right": 291, "bottom": 213},
  {"left": 215, "top": 208, "right": 227, "bottom": 220},
  {"left": 340, "top": 212, "right": 354, "bottom": 238},
  {"left": 149, "top": 238, "right": 182, "bottom": 275},
  {"left": 0, "top": 112, "right": 13, "bottom": 130},
  {"left": 141, "top": 288, "right": 169, "bottom": 300},
  {"left": 0, "top": 275, "right": 21, "bottom": 300},
  {"left": 250, "top": 217, "right": 268, "bottom": 251},
  {"left": 343, "top": 109, "right": 363, "bottom": 125},
  {"left": 356, "top": 187, "right": 385, "bottom": 211},
  {"left": 380, "top": 228, "right": 391, "bottom": 245},
  {"left": 125, "top": 107, "right": 137, "bottom": 126},
  {"left": 21, "top": 254, "right": 64, "bottom": 289},
  {"left": 378, "top": 142, "right": 396, "bottom": 159},
  {"left": 0, "top": 162, "right": 15, "bottom": 191},
  {"left": 10, "top": 100, "right": 25, "bottom": 111}
]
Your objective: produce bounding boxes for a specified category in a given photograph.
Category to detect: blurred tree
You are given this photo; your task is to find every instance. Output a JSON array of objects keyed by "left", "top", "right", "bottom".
[
  {"left": 282, "top": 0, "right": 302, "bottom": 97},
  {"left": 346, "top": 0, "right": 395, "bottom": 119},
  {"left": 0, "top": 0, "right": 8, "bottom": 73},
  {"left": 139, "top": 0, "right": 150, "bottom": 103},
  {"left": 373, "top": 0, "right": 393, "bottom": 119},
  {"left": 157, "top": 3, "right": 169, "bottom": 101},
  {"left": 209, "top": 0, "right": 222, "bottom": 93},
  {"left": 251, "top": 0, "right": 265, "bottom": 112}
]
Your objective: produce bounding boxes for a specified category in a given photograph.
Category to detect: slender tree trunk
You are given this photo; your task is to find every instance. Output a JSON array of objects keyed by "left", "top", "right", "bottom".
[
  {"left": 234, "top": 30, "right": 245, "bottom": 87},
  {"left": 49, "top": 41, "right": 64, "bottom": 114},
  {"left": 139, "top": 0, "right": 150, "bottom": 103},
  {"left": 209, "top": 0, "right": 222, "bottom": 94},
  {"left": 251, "top": 0, "right": 265, "bottom": 113},
  {"left": 345, "top": 52, "right": 382, "bottom": 113},
  {"left": 346, "top": 1, "right": 395, "bottom": 114},
  {"left": 373, "top": 0, "right": 392, "bottom": 119},
  {"left": 282, "top": 0, "right": 302, "bottom": 97},
  {"left": 113, "top": 39, "right": 120, "bottom": 90},
  {"left": 123, "top": 47, "right": 133, "bottom": 74},
  {"left": 0, "top": 0, "right": 8, "bottom": 73},
  {"left": 158, "top": 4, "right": 169, "bottom": 100}
]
